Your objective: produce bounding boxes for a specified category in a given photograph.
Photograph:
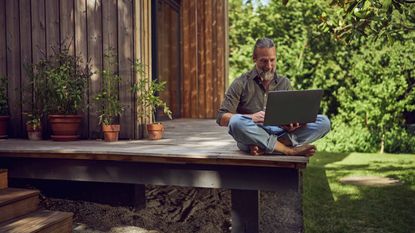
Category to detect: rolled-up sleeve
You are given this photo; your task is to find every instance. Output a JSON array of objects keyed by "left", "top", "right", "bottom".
[{"left": 216, "top": 79, "right": 243, "bottom": 125}]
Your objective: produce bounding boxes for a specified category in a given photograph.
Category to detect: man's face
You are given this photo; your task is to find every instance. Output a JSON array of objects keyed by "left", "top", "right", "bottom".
[{"left": 253, "top": 47, "right": 276, "bottom": 81}]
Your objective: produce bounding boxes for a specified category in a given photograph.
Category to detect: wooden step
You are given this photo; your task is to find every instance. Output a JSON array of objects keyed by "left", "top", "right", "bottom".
[
  {"left": 0, "top": 188, "right": 40, "bottom": 223},
  {"left": 0, "top": 209, "right": 73, "bottom": 233},
  {"left": 0, "top": 169, "right": 7, "bottom": 189}
]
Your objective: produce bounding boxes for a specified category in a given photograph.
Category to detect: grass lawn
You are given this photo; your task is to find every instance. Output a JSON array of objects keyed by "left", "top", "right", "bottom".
[{"left": 303, "top": 152, "right": 415, "bottom": 233}]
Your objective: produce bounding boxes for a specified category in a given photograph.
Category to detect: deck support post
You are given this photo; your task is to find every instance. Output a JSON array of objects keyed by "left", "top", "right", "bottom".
[
  {"left": 133, "top": 184, "right": 146, "bottom": 209},
  {"left": 231, "top": 189, "right": 259, "bottom": 233}
]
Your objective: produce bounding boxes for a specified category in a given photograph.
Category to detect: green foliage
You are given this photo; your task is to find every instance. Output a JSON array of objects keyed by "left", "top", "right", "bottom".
[
  {"left": 325, "top": 41, "right": 415, "bottom": 153},
  {"left": 0, "top": 75, "right": 8, "bottom": 115},
  {"left": 25, "top": 115, "right": 41, "bottom": 130},
  {"left": 327, "top": 0, "right": 415, "bottom": 42},
  {"left": 94, "top": 51, "right": 124, "bottom": 125},
  {"left": 41, "top": 46, "right": 91, "bottom": 115},
  {"left": 316, "top": 118, "right": 379, "bottom": 153},
  {"left": 229, "top": 0, "right": 415, "bottom": 153},
  {"left": 132, "top": 60, "right": 172, "bottom": 123}
]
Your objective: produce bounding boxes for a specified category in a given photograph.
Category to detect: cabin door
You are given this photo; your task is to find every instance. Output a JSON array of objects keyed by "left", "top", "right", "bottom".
[{"left": 155, "top": 0, "right": 181, "bottom": 119}]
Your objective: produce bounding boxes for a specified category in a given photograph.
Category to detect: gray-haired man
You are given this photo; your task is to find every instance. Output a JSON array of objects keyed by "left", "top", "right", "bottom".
[{"left": 216, "top": 38, "right": 330, "bottom": 156}]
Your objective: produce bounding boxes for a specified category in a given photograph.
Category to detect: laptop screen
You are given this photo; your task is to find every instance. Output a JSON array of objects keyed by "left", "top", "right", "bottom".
[{"left": 263, "top": 89, "right": 323, "bottom": 126}]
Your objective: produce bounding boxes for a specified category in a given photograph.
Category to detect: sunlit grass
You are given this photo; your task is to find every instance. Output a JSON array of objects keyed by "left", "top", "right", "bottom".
[{"left": 303, "top": 152, "right": 415, "bottom": 233}]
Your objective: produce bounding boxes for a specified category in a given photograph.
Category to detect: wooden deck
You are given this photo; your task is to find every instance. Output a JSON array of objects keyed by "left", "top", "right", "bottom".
[
  {"left": 0, "top": 119, "right": 308, "bottom": 169},
  {"left": 0, "top": 119, "right": 308, "bottom": 233}
]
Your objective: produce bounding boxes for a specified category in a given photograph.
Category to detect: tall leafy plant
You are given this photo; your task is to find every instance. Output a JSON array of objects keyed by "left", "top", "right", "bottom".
[
  {"left": 132, "top": 60, "right": 172, "bottom": 123},
  {"left": 23, "top": 62, "right": 48, "bottom": 127},
  {"left": 43, "top": 46, "right": 91, "bottom": 115},
  {"left": 94, "top": 51, "right": 124, "bottom": 125}
]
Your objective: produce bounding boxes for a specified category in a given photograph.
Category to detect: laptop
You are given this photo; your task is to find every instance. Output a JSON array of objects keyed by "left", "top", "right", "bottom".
[{"left": 263, "top": 89, "right": 323, "bottom": 126}]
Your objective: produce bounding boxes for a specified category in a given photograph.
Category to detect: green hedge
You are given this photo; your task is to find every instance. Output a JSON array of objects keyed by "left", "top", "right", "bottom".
[{"left": 229, "top": 0, "right": 415, "bottom": 153}]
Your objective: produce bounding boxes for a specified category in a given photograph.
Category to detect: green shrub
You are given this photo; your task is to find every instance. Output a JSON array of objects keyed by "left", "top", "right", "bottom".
[{"left": 42, "top": 46, "right": 91, "bottom": 115}]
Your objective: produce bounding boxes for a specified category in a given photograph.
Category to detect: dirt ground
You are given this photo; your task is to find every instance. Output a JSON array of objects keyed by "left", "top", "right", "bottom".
[
  {"left": 41, "top": 185, "right": 231, "bottom": 233},
  {"left": 41, "top": 185, "right": 302, "bottom": 233}
]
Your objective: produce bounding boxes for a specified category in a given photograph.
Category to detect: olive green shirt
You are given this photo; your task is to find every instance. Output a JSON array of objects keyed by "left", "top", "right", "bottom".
[{"left": 216, "top": 69, "right": 292, "bottom": 125}]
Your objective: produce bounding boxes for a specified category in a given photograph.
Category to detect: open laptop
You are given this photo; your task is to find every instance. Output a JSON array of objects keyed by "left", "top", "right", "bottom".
[{"left": 263, "top": 89, "right": 323, "bottom": 126}]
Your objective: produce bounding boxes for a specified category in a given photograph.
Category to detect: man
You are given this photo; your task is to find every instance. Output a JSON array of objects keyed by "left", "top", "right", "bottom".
[{"left": 216, "top": 38, "right": 330, "bottom": 156}]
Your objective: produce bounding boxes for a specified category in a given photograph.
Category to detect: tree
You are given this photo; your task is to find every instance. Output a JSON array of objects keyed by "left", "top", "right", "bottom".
[
  {"left": 322, "top": 0, "right": 415, "bottom": 43},
  {"left": 228, "top": 0, "right": 415, "bottom": 153}
]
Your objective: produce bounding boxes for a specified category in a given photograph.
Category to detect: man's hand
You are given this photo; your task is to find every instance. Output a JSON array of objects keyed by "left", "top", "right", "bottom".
[
  {"left": 251, "top": 111, "right": 265, "bottom": 123},
  {"left": 281, "top": 123, "right": 306, "bottom": 132}
]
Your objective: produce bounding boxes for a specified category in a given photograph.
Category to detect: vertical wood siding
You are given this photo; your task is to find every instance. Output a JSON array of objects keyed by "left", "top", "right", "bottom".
[
  {"left": 87, "top": 0, "right": 103, "bottom": 138},
  {"left": 6, "top": 0, "right": 22, "bottom": 136},
  {"left": 133, "top": 0, "right": 152, "bottom": 138},
  {"left": 19, "top": 0, "right": 32, "bottom": 137},
  {"left": 1, "top": 0, "right": 152, "bottom": 139},
  {"left": 118, "top": 0, "right": 134, "bottom": 139},
  {"left": 0, "top": 1, "right": 6, "bottom": 81},
  {"left": 157, "top": 0, "right": 181, "bottom": 119},
  {"left": 181, "top": 0, "right": 228, "bottom": 119},
  {"left": 74, "top": 0, "right": 88, "bottom": 139},
  {"left": 60, "top": 0, "right": 75, "bottom": 54},
  {"left": 1, "top": 0, "right": 228, "bottom": 138}
]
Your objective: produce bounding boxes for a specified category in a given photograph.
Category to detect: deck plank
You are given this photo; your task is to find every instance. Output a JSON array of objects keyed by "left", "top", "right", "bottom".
[{"left": 0, "top": 119, "right": 308, "bottom": 168}]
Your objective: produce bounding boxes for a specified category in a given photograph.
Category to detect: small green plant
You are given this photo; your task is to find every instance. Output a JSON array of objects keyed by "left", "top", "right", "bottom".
[
  {"left": 25, "top": 114, "right": 42, "bottom": 130},
  {"left": 43, "top": 45, "right": 91, "bottom": 115},
  {"left": 132, "top": 60, "right": 172, "bottom": 123},
  {"left": 94, "top": 51, "right": 124, "bottom": 125},
  {"left": 23, "top": 62, "right": 48, "bottom": 125},
  {"left": 0, "top": 75, "right": 8, "bottom": 115}
]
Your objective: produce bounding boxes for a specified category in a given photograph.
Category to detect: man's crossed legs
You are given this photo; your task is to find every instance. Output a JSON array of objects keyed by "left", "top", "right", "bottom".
[{"left": 228, "top": 114, "right": 331, "bottom": 156}]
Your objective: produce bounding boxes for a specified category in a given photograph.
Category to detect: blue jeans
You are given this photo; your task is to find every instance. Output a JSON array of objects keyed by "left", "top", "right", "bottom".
[{"left": 228, "top": 114, "right": 331, "bottom": 153}]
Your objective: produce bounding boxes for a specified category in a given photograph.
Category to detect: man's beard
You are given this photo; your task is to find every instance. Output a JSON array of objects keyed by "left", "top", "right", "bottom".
[{"left": 258, "top": 68, "right": 275, "bottom": 81}]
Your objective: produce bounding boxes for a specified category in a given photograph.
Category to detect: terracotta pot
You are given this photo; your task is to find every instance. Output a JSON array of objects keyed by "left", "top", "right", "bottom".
[
  {"left": 102, "top": 124, "right": 120, "bottom": 142},
  {"left": 48, "top": 114, "right": 82, "bottom": 141},
  {"left": 26, "top": 123, "right": 42, "bottom": 140},
  {"left": 147, "top": 123, "right": 164, "bottom": 140},
  {"left": 0, "top": 115, "right": 9, "bottom": 139}
]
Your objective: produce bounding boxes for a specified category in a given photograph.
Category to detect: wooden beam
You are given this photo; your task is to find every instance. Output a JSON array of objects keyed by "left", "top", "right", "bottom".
[
  {"left": 133, "top": 0, "right": 143, "bottom": 138},
  {"left": 87, "top": 0, "right": 103, "bottom": 138},
  {"left": 45, "top": 0, "right": 59, "bottom": 55},
  {"left": 205, "top": 0, "right": 214, "bottom": 118},
  {"left": 60, "top": 0, "right": 75, "bottom": 55},
  {"left": 118, "top": 0, "right": 134, "bottom": 139},
  {"left": 74, "top": 0, "right": 89, "bottom": 139},
  {"left": 133, "top": 0, "right": 152, "bottom": 138},
  {"left": 6, "top": 0, "right": 22, "bottom": 137},
  {"left": 0, "top": 0, "right": 7, "bottom": 78},
  {"left": 20, "top": 0, "right": 32, "bottom": 134}
]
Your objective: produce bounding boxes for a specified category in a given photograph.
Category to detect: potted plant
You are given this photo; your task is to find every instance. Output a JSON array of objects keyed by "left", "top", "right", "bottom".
[
  {"left": 132, "top": 60, "right": 172, "bottom": 140},
  {"left": 25, "top": 114, "right": 42, "bottom": 140},
  {"left": 23, "top": 63, "right": 48, "bottom": 140},
  {"left": 42, "top": 45, "right": 91, "bottom": 141},
  {"left": 94, "top": 51, "right": 124, "bottom": 142},
  {"left": 0, "top": 75, "right": 9, "bottom": 139}
]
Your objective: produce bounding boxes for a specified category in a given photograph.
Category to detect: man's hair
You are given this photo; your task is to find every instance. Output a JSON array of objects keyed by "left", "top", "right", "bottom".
[{"left": 253, "top": 38, "right": 275, "bottom": 59}]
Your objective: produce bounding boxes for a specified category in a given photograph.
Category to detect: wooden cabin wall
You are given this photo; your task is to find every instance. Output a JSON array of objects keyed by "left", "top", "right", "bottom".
[
  {"left": 0, "top": 0, "right": 152, "bottom": 139},
  {"left": 1, "top": 0, "right": 229, "bottom": 138},
  {"left": 181, "top": 0, "right": 228, "bottom": 118},
  {"left": 156, "top": 0, "right": 181, "bottom": 119}
]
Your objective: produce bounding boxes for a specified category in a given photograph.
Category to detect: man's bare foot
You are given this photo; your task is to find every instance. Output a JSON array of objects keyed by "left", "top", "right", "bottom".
[
  {"left": 249, "top": 145, "right": 264, "bottom": 156},
  {"left": 286, "top": 144, "right": 316, "bottom": 156},
  {"left": 250, "top": 143, "right": 316, "bottom": 156},
  {"left": 274, "top": 141, "right": 316, "bottom": 157}
]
